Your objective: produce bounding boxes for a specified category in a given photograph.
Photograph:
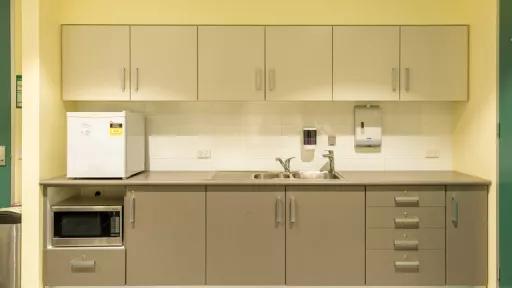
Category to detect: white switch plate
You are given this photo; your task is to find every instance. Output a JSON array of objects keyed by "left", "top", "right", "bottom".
[
  {"left": 425, "top": 149, "right": 440, "bottom": 159},
  {"left": 197, "top": 149, "right": 211, "bottom": 159},
  {"left": 0, "top": 146, "right": 5, "bottom": 166}
]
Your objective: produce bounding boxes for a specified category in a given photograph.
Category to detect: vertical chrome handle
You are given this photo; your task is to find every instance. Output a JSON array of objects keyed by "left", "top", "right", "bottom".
[
  {"left": 129, "top": 192, "right": 135, "bottom": 226},
  {"left": 122, "top": 68, "right": 127, "bottom": 92},
  {"left": 451, "top": 195, "right": 459, "bottom": 227},
  {"left": 404, "top": 67, "right": 410, "bottom": 92},
  {"left": 255, "top": 68, "right": 263, "bottom": 91},
  {"left": 275, "top": 196, "right": 283, "bottom": 225},
  {"left": 135, "top": 68, "right": 140, "bottom": 92},
  {"left": 289, "top": 196, "right": 296, "bottom": 225},
  {"left": 392, "top": 68, "right": 398, "bottom": 92},
  {"left": 268, "top": 69, "right": 276, "bottom": 91}
]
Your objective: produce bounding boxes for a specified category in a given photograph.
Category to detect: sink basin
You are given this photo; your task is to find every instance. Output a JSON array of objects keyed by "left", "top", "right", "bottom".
[
  {"left": 252, "top": 172, "right": 293, "bottom": 180},
  {"left": 291, "top": 171, "right": 342, "bottom": 180},
  {"left": 251, "top": 171, "right": 342, "bottom": 180}
]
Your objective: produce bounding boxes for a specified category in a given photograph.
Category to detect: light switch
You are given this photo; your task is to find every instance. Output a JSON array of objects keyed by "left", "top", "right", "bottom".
[{"left": 0, "top": 146, "right": 5, "bottom": 167}]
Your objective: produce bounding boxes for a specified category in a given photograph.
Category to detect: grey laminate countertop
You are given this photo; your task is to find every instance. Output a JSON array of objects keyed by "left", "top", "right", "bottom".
[{"left": 40, "top": 170, "right": 491, "bottom": 187}]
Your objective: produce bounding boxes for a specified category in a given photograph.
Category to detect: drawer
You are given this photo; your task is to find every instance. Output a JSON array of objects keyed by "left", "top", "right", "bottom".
[
  {"left": 366, "top": 228, "right": 445, "bottom": 250},
  {"left": 367, "top": 186, "right": 445, "bottom": 207},
  {"left": 367, "top": 207, "right": 445, "bottom": 229},
  {"left": 45, "top": 248, "right": 125, "bottom": 286},
  {"left": 366, "top": 250, "right": 445, "bottom": 285}
]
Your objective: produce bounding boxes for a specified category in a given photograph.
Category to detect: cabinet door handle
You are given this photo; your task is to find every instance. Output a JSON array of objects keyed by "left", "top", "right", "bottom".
[
  {"left": 395, "top": 196, "right": 419, "bottom": 207},
  {"left": 122, "top": 67, "right": 127, "bottom": 92},
  {"left": 129, "top": 192, "right": 136, "bottom": 226},
  {"left": 70, "top": 259, "right": 96, "bottom": 272},
  {"left": 268, "top": 69, "right": 276, "bottom": 91},
  {"left": 394, "top": 260, "right": 420, "bottom": 271},
  {"left": 289, "top": 197, "right": 296, "bottom": 225},
  {"left": 451, "top": 195, "right": 459, "bottom": 227},
  {"left": 275, "top": 196, "right": 283, "bottom": 225},
  {"left": 255, "top": 68, "right": 264, "bottom": 91},
  {"left": 135, "top": 68, "right": 140, "bottom": 92},
  {"left": 404, "top": 67, "right": 410, "bottom": 92},
  {"left": 392, "top": 68, "right": 398, "bottom": 92},
  {"left": 394, "top": 217, "right": 419, "bottom": 228},
  {"left": 394, "top": 240, "right": 419, "bottom": 250}
]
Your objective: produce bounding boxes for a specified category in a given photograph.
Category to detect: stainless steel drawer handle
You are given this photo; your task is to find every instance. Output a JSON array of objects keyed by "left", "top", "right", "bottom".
[
  {"left": 394, "top": 217, "right": 420, "bottom": 229},
  {"left": 289, "top": 197, "right": 297, "bottom": 225},
  {"left": 70, "top": 259, "right": 96, "bottom": 272},
  {"left": 451, "top": 195, "right": 459, "bottom": 227},
  {"left": 394, "top": 240, "right": 419, "bottom": 250},
  {"left": 395, "top": 260, "right": 420, "bottom": 272},
  {"left": 395, "top": 196, "right": 419, "bottom": 207},
  {"left": 275, "top": 196, "right": 283, "bottom": 225}
]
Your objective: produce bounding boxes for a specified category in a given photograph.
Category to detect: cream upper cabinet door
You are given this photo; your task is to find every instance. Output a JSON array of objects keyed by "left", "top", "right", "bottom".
[
  {"left": 62, "top": 25, "right": 130, "bottom": 101},
  {"left": 206, "top": 186, "right": 285, "bottom": 285},
  {"left": 333, "top": 26, "right": 400, "bottom": 101},
  {"left": 400, "top": 26, "right": 468, "bottom": 101},
  {"left": 286, "top": 186, "right": 366, "bottom": 285},
  {"left": 266, "top": 26, "right": 332, "bottom": 101},
  {"left": 198, "top": 26, "right": 264, "bottom": 101},
  {"left": 131, "top": 26, "right": 197, "bottom": 101},
  {"left": 125, "top": 187, "right": 206, "bottom": 285}
]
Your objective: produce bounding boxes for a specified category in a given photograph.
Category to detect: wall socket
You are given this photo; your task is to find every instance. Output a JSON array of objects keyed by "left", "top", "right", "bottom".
[
  {"left": 425, "top": 149, "right": 440, "bottom": 159},
  {"left": 197, "top": 149, "right": 211, "bottom": 159}
]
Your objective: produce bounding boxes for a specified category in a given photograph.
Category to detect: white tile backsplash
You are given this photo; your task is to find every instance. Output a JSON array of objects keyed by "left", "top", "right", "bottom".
[{"left": 74, "top": 102, "right": 455, "bottom": 171}]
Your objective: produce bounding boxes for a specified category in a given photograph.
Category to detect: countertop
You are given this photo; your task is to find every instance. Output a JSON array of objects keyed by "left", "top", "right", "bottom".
[{"left": 40, "top": 170, "right": 491, "bottom": 187}]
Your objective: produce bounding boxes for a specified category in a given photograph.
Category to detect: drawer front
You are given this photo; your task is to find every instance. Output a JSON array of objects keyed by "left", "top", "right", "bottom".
[
  {"left": 366, "top": 250, "right": 445, "bottom": 285},
  {"left": 367, "top": 186, "right": 445, "bottom": 207},
  {"left": 367, "top": 207, "right": 445, "bottom": 229},
  {"left": 366, "top": 228, "right": 445, "bottom": 250},
  {"left": 45, "top": 248, "right": 125, "bottom": 286}
]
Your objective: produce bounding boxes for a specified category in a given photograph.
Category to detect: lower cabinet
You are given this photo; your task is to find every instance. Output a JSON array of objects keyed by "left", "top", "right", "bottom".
[
  {"left": 446, "top": 185, "right": 488, "bottom": 285},
  {"left": 45, "top": 248, "right": 126, "bottom": 286},
  {"left": 125, "top": 186, "right": 206, "bottom": 285},
  {"left": 285, "top": 186, "right": 365, "bottom": 285},
  {"left": 206, "top": 186, "right": 286, "bottom": 285}
]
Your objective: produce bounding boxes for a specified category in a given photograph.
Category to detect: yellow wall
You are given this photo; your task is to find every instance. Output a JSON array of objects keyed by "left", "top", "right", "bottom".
[{"left": 22, "top": 0, "right": 497, "bottom": 287}]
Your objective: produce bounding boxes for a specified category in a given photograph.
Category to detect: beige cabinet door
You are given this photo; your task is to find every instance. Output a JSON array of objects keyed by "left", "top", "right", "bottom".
[
  {"left": 446, "top": 185, "right": 488, "bottom": 285},
  {"left": 286, "top": 186, "right": 365, "bottom": 285},
  {"left": 266, "top": 26, "right": 332, "bottom": 101},
  {"left": 62, "top": 25, "right": 130, "bottom": 101},
  {"left": 333, "top": 26, "right": 400, "bottom": 101},
  {"left": 400, "top": 26, "right": 468, "bottom": 101},
  {"left": 131, "top": 26, "right": 197, "bottom": 101},
  {"left": 198, "top": 26, "right": 265, "bottom": 101},
  {"left": 206, "top": 186, "right": 285, "bottom": 285},
  {"left": 125, "top": 186, "right": 206, "bottom": 285}
]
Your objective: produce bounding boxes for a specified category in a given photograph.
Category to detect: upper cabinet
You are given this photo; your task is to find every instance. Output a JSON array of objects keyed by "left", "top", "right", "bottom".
[
  {"left": 131, "top": 26, "right": 197, "bottom": 101},
  {"left": 198, "top": 26, "right": 265, "bottom": 101},
  {"left": 333, "top": 26, "right": 400, "bottom": 101},
  {"left": 400, "top": 26, "right": 468, "bottom": 101},
  {"left": 265, "top": 26, "right": 333, "bottom": 101},
  {"left": 62, "top": 25, "right": 130, "bottom": 101}
]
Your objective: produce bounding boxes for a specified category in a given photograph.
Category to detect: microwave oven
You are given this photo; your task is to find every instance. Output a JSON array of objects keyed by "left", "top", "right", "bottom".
[{"left": 49, "top": 197, "right": 123, "bottom": 247}]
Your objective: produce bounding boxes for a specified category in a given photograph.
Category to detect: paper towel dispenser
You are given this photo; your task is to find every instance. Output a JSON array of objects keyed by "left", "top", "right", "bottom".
[{"left": 354, "top": 105, "right": 382, "bottom": 147}]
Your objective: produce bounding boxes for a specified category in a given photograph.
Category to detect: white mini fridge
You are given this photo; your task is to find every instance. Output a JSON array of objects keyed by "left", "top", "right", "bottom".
[{"left": 67, "top": 111, "right": 145, "bottom": 179}]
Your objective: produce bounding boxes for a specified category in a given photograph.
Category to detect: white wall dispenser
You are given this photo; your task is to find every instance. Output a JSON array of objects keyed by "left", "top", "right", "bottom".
[
  {"left": 303, "top": 128, "right": 317, "bottom": 150},
  {"left": 354, "top": 105, "right": 382, "bottom": 147}
]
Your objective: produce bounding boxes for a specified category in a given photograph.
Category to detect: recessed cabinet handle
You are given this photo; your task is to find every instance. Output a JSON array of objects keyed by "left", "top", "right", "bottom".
[
  {"left": 70, "top": 259, "right": 96, "bottom": 272},
  {"left": 130, "top": 192, "right": 135, "bottom": 226},
  {"left": 275, "top": 196, "right": 283, "bottom": 225},
  {"left": 451, "top": 195, "right": 459, "bottom": 227},
  {"left": 392, "top": 68, "right": 398, "bottom": 92},
  {"left": 394, "top": 240, "right": 419, "bottom": 250},
  {"left": 136, "top": 68, "right": 140, "bottom": 92},
  {"left": 395, "top": 260, "right": 420, "bottom": 271},
  {"left": 255, "top": 68, "right": 264, "bottom": 91},
  {"left": 289, "top": 197, "right": 296, "bottom": 225},
  {"left": 122, "top": 67, "right": 127, "bottom": 92},
  {"left": 404, "top": 68, "right": 411, "bottom": 92},
  {"left": 395, "top": 196, "right": 419, "bottom": 207},
  {"left": 394, "top": 217, "right": 419, "bottom": 229},
  {"left": 268, "top": 69, "right": 276, "bottom": 91}
]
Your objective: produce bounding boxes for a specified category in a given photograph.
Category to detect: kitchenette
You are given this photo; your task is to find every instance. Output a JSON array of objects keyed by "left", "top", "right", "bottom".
[{"left": 34, "top": 20, "right": 493, "bottom": 288}]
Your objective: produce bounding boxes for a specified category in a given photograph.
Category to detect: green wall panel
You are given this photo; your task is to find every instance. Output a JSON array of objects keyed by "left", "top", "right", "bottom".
[
  {"left": 0, "top": 0, "right": 11, "bottom": 208},
  {"left": 501, "top": 0, "right": 512, "bottom": 286}
]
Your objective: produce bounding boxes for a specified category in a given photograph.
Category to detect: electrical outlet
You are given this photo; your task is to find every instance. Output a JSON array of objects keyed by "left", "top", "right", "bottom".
[
  {"left": 425, "top": 149, "right": 440, "bottom": 159},
  {"left": 197, "top": 149, "right": 211, "bottom": 159}
]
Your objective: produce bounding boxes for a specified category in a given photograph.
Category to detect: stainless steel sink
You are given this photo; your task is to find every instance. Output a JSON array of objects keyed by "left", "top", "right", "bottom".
[
  {"left": 251, "top": 171, "right": 342, "bottom": 180},
  {"left": 291, "top": 171, "right": 342, "bottom": 180}
]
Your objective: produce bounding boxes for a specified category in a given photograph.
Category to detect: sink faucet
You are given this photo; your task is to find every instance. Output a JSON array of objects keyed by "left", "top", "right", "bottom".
[
  {"left": 322, "top": 150, "right": 335, "bottom": 175},
  {"left": 276, "top": 157, "right": 295, "bottom": 173}
]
